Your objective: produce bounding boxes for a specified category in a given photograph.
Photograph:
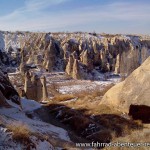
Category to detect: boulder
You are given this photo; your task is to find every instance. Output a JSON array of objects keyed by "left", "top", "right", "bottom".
[{"left": 100, "top": 57, "right": 150, "bottom": 113}]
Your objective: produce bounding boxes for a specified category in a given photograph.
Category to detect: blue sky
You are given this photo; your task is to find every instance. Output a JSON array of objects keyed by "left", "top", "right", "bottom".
[{"left": 0, "top": 0, "right": 150, "bottom": 34}]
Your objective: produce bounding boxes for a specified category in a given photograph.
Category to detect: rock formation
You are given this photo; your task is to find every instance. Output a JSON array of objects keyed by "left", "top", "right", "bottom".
[
  {"left": 31, "top": 74, "right": 38, "bottom": 100},
  {"left": 24, "top": 72, "right": 48, "bottom": 102},
  {"left": 114, "top": 54, "right": 120, "bottom": 74},
  {"left": 36, "top": 77, "right": 43, "bottom": 102},
  {"left": 35, "top": 54, "right": 43, "bottom": 64},
  {"left": 43, "top": 39, "right": 56, "bottom": 72},
  {"left": 0, "top": 90, "right": 10, "bottom": 107},
  {"left": 20, "top": 49, "right": 27, "bottom": 75},
  {"left": 72, "top": 59, "right": 81, "bottom": 79},
  {"left": 100, "top": 56, "right": 150, "bottom": 113},
  {"left": 0, "top": 70, "right": 20, "bottom": 106},
  {"left": 65, "top": 55, "right": 74, "bottom": 76},
  {"left": 1, "top": 31, "right": 150, "bottom": 80},
  {"left": 40, "top": 76, "right": 48, "bottom": 101},
  {"left": 24, "top": 72, "right": 35, "bottom": 100},
  {"left": 129, "top": 105, "right": 150, "bottom": 123},
  {"left": 26, "top": 52, "right": 34, "bottom": 65},
  {"left": 82, "top": 50, "right": 93, "bottom": 70}
]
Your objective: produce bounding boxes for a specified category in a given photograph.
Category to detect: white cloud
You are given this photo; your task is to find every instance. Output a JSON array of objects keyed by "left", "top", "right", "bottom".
[
  {"left": 0, "top": 1, "right": 150, "bottom": 34},
  {"left": 25, "top": 0, "right": 69, "bottom": 11}
]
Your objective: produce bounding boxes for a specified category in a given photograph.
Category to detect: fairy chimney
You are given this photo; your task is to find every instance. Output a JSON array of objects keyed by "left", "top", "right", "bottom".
[
  {"left": 115, "top": 54, "right": 120, "bottom": 74},
  {"left": 82, "top": 50, "right": 93, "bottom": 70},
  {"left": 72, "top": 59, "right": 81, "bottom": 79},
  {"left": 43, "top": 39, "right": 56, "bottom": 72},
  {"left": 65, "top": 55, "right": 74, "bottom": 75},
  {"left": 24, "top": 72, "right": 34, "bottom": 99},
  {"left": 20, "top": 49, "right": 27, "bottom": 75},
  {"left": 26, "top": 53, "right": 34, "bottom": 65},
  {"left": 31, "top": 74, "right": 38, "bottom": 100},
  {"left": 72, "top": 51, "right": 78, "bottom": 60},
  {"left": 40, "top": 76, "right": 48, "bottom": 101},
  {"left": 20, "top": 62, "right": 26, "bottom": 75},
  {"left": 36, "top": 77, "right": 43, "bottom": 102}
]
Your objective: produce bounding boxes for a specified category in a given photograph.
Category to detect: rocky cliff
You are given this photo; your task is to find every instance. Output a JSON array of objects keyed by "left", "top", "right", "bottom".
[
  {"left": 100, "top": 56, "right": 150, "bottom": 113},
  {"left": 0, "top": 31, "right": 150, "bottom": 79},
  {"left": 0, "top": 69, "right": 20, "bottom": 107}
]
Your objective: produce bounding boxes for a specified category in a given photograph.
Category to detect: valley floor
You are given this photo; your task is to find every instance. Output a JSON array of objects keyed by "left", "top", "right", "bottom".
[{"left": 0, "top": 70, "right": 149, "bottom": 149}]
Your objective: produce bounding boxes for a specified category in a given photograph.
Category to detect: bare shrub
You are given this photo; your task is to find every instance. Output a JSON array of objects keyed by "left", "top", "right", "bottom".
[
  {"left": 47, "top": 82, "right": 60, "bottom": 96},
  {"left": 7, "top": 123, "right": 30, "bottom": 142},
  {"left": 104, "top": 129, "right": 150, "bottom": 150},
  {"left": 52, "top": 94, "right": 76, "bottom": 102},
  {"left": 58, "top": 80, "right": 82, "bottom": 87}
]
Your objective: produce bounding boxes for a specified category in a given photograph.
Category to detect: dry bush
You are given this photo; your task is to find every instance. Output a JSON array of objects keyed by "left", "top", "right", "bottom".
[
  {"left": 69, "top": 116, "right": 91, "bottom": 133},
  {"left": 73, "top": 90, "right": 94, "bottom": 100},
  {"left": 87, "top": 129, "right": 113, "bottom": 144},
  {"left": 94, "top": 83, "right": 115, "bottom": 97},
  {"left": 64, "top": 84, "right": 115, "bottom": 113},
  {"left": 52, "top": 94, "right": 76, "bottom": 102},
  {"left": 74, "top": 83, "right": 115, "bottom": 99},
  {"left": 9, "top": 73, "right": 24, "bottom": 88},
  {"left": 58, "top": 80, "right": 82, "bottom": 87},
  {"left": 47, "top": 82, "right": 60, "bottom": 96},
  {"left": 7, "top": 123, "right": 30, "bottom": 142},
  {"left": 57, "top": 84, "right": 116, "bottom": 116},
  {"left": 47, "top": 102, "right": 143, "bottom": 146},
  {"left": 93, "top": 113, "right": 143, "bottom": 138},
  {"left": 92, "top": 104, "right": 119, "bottom": 115},
  {"left": 104, "top": 129, "right": 150, "bottom": 150},
  {"left": 134, "top": 120, "right": 143, "bottom": 126},
  {"left": 74, "top": 90, "right": 92, "bottom": 99}
]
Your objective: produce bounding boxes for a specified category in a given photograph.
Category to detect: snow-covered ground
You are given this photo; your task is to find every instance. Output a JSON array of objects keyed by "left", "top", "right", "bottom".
[
  {"left": 8, "top": 68, "right": 121, "bottom": 97},
  {"left": 0, "top": 99, "right": 70, "bottom": 142},
  {"left": 58, "top": 76, "right": 121, "bottom": 94},
  {"left": 0, "top": 32, "right": 5, "bottom": 51},
  {"left": 0, "top": 126, "right": 54, "bottom": 150},
  {"left": 0, "top": 98, "right": 71, "bottom": 149},
  {"left": 0, "top": 32, "right": 24, "bottom": 52}
]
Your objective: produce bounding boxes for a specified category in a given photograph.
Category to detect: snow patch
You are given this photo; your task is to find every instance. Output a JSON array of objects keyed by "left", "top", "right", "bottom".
[
  {"left": 21, "top": 98, "right": 41, "bottom": 112},
  {"left": 31, "top": 137, "right": 54, "bottom": 150},
  {"left": 0, "top": 103, "right": 70, "bottom": 142}
]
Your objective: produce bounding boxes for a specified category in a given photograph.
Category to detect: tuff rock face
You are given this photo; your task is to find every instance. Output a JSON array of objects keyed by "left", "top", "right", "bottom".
[
  {"left": 24, "top": 72, "right": 48, "bottom": 102},
  {"left": 43, "top": 39, "right": 56, "bottom": 72},
  {"left": 0, "top": 70, "right": 20, "bottom": 106},
  {"left": 100, "top": 56, "right": 150, "bottom": 113},
  {"left": 0, "top": 31, "right": 150, "bottom": 79},
  {"left": 72, "top": 59, "right": 81, "bottom": 79},
  {"left": 0, "top": 31, "right": 150, "bottom": 149},
  {"left": 65, "top": 55, "right": 74, "bottom": 76},
  {"left": 82, "top": 50, "right": 94, "bottom": 71}
]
